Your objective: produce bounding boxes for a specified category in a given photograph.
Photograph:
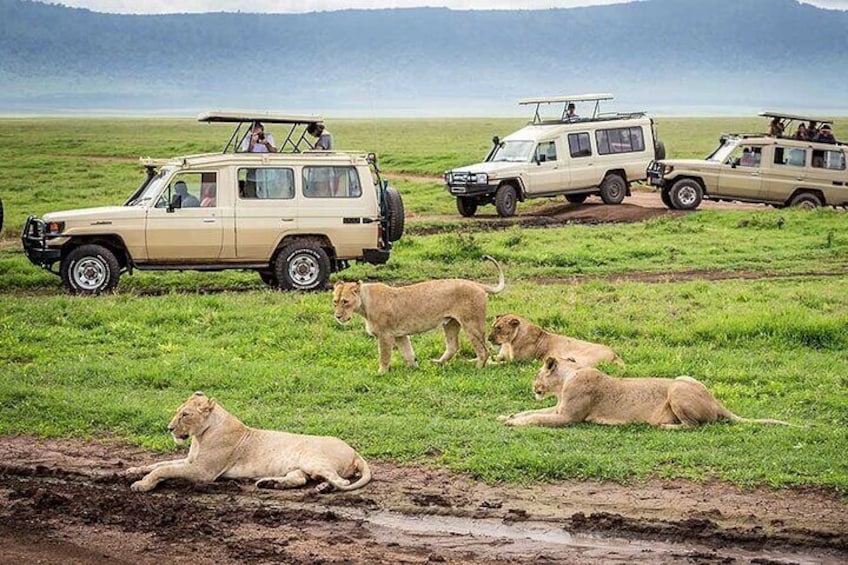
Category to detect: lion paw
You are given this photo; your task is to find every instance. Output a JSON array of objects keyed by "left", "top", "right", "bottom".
[
  {"left": 130, "top": 480, "right": 154, "bottom": 492},
  {"left": 496, "top": 414, "right": 512, "bottom": 423}
]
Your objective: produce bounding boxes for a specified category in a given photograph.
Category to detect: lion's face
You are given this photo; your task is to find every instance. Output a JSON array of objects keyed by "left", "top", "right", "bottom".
[
  {"left": 168, "top": 392, "right": 215, "bottom": 443},
  {"left": 333, "top": 281, "right": 362, "bottom": 324},
  {"left": 489, "top": 314, "right": 522, "bottom": 345},
  {"left": 532, "top": 357, "right": 575, "bottom": 400}
]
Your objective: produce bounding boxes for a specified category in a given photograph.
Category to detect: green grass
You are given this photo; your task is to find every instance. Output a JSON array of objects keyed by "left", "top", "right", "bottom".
[{"left": 0, "top": 117, "right": 846, "bottom": 492}]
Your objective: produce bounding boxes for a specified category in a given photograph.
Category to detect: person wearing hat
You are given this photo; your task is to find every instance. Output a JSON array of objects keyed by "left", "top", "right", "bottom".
[
  {"left": 241, "top": 121, "right": 277, "bottom": 153},
  {"left": 566, "top": 102, "right": 579, "bottom": 121},
  {"left": 307, "top": 122, "right": 333, "bottom": 150},
  {"left": 813, "top": 124, "right": 836, "bottom": 144}
]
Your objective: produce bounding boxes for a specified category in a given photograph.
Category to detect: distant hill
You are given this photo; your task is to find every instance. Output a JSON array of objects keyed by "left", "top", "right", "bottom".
[{"left": 1, "top": 0, "right": 846, "bottom": 116}]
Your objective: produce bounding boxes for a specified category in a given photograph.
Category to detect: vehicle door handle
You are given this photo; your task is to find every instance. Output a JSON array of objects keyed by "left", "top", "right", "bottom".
[
  {"left": 202, "top": 218, "right": 216, "bottom": 223},
  {"left": 750, "top": 172, "right": 760, "bottom": 176},
  {"left": 796, "top": 177, "right": 804, "bottom": 181},
  {"left": 281, "top": 218, "right": 295, "bottom": 222}
]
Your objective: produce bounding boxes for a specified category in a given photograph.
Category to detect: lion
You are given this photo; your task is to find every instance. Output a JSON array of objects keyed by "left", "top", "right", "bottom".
[
  {"left": 489, "top": 313, "right": 622, "bottom": 367},
  {"left": 333, "top": 255, "right": 505, "bottom": 373},
  {"left": 127, "top": 392, "right": 371, "bottom": 492},
  {"left": 499, "top": 357, "right": 792, "bottom": 429}
]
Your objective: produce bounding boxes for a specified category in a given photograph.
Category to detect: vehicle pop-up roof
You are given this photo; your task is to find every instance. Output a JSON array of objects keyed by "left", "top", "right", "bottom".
[
  {"left": 197, "top": 111, "right": 324, "bottom": 153},
  {"left": 759, "top": 111, "right": 834, "bottom": 135},
  {"left": 518, "top": 93, "right": 645, "bottom": 124}
]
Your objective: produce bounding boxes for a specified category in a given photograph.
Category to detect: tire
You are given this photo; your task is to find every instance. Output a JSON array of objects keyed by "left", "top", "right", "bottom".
[
  {"left": 599, "top": 174, "right": 626, "bottom": 205},
  {"left": 789, "top": 192, "right": 822, "bottom": 209},
  {"left": 456, "top": 196, "right": 478, "bottom": 217},
  {"left": 660, "top": 188, "right": 674, "bottom": 209},
  {"left": 565, "top": 193, "right": 588, "bottom": 204},
  {"left": 258, "top": 270, "right": 279, "bottom": 288},
  {"left": 654, "top": 140, "right": 667, "bottom": 160},
  {"left": 60, "top": 244, "right": 121, "bottom": 295},
  {"left": 494, "top": 184, "right": 518, "bottom": 217},
  {"left": 669, "top": 179, "right": 703, "bottom": 210},
  {"left": 274, "top": 241, "right": 331, "bottom": 291},
  {"left": 384, "top": 186, "right": 405, "bottom": 242}
]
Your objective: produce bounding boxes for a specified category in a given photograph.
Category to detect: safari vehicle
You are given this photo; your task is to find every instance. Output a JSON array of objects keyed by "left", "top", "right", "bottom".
[
  {"left": 21, "top": 112, "right": 404, "bottom": 295},
  {"left": 647, "top": 112, "right": 847, "bottom": 210},
  {"left": 444, "top": 94, "right": 665, "bottom": 217}
]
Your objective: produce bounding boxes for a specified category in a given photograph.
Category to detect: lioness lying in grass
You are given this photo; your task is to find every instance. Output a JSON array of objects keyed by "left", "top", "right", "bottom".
[
  {"left": 127, "top": 392, "right": 371, "bottom": 492},
  {"left": 333, "top": 255, "right": 505, "bottom": 373},
  {"left": 489, "top": 313, "right": 622, "bottom": 367},
  {"left": 499, "top": 357, "right": 792, "bottom": 429}
]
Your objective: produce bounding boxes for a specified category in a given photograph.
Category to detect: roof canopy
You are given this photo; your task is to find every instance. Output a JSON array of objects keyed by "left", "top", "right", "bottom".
[
  {"left": 759, "top": 111, "right": 832, "bottom": 124},
  {"left": 519, "top": 93, "right": 614, "bottom": 105},
  {"left": 197, "top": 111, "right": 323, "bottom": 124}
]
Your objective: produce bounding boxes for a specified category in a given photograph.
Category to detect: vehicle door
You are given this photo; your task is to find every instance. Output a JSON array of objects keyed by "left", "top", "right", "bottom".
[
  {"left": 526, "top": 140, "right": 566, "bottom": 195},
  {"left": 769, "top": 145, "right": 809, "bottom": 202},
  {"left": 716, "top": 144, "right": 764, "bottom": 200},
  {"left": 565, "top": 131, "right": 597, "bottom": 190},
  {"left": 145, "top": 171, "right": 223, "bottom": 261},
  {"left": 234, "top": 167, "right": 298, "bottom": 260},
  {"left": 299, "top": 165, "right": 375, "bottom": 258},
  {"left": 811, "top": 147, "right": 848, "bottom": 205}
]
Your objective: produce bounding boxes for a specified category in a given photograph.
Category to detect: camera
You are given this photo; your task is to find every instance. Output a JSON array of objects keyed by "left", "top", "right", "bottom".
[{"left": 257, "top": 133, "right": 265, "bottom": 141}]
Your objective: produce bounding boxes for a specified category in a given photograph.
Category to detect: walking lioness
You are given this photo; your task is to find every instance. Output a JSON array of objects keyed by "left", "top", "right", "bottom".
[
  {"left": 499, "top": 357, "right": 792, "bottom": 429},
  {"left": 127, "top": 392, "right": 371, "bottom": 492},
  {"left": 489, "top": 313, "right": 622, "bottom": 367},
  {"left": 333, "top": 255, "right": 505, "bottom": 372}
]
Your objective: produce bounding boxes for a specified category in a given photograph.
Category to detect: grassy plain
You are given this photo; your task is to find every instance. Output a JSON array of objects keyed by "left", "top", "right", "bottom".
[{"left": 0, "top": 117, "right": 846, "bottom": 491}]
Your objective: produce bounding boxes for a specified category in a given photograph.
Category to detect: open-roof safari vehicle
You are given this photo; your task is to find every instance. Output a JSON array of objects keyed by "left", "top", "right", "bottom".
[
  {"left": 22, "top": 112, "right": 404, "bottom": 295},
  {"left": 647, "top": 111, "right": 847, "bottom": 210},
  {"left": 444, "top": 94, "right": 665, "bottom": 217}
]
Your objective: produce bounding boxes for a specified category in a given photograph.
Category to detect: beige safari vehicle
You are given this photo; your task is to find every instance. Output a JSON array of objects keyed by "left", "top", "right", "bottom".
[
  {"left": 22, "top": 112, "right": 404, "bottom": 294},
  {"left": 444, "top": 94, "right": 665, "bottom": 217},
  {"left": 647, "top": 112, "right": 847, "bottom": 210}
]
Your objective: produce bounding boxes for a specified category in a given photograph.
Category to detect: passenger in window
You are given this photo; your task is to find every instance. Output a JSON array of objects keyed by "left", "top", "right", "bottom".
[
  {"left": 241, "top": 121, "right": 277, "bottom": 153},
  {"left": 201, "top": 184, "right": 217, "bottom": 207},
  {"left": 806, "top": 121, "right": 819, "bottom": 140},
  {"left": 307, "top": 122, "right": 333, "bottom": 150},
  {"left": 566, "top": 103, "right": 579, "bottom": 121},
  {"left": 813, "top": 124, "right": 836, "bottom": 144},
  {"left": 767, "top": 117, "right": 785, "bottom": 137},
  {"left": 172, "top": 181, "right": 200, "bottom": 208},
  {"left": 793, "top": 123, "right": 808, "bottom": 140}
]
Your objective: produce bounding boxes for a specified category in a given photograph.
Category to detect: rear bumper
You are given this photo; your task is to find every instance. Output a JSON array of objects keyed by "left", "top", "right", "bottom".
[
  {"left": 361, "top": 247, "right": 390, "bottom": 265},
  {"left": 21, "top": 216, "right": 62, "bottom": 267}
]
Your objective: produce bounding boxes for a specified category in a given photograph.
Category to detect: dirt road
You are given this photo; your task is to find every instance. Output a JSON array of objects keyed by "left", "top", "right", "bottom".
[{"left": 1, "top": 436, "right": 845, "bottom": 564}]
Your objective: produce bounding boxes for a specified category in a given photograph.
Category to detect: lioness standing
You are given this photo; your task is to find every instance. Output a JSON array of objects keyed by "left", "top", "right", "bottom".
[
  {"left": 128, "top": 392, "right": 371, "bottom": 492},
  {"left": 500, "top": 357, "right": 792, "bottom": 429},
  {"left": 333, "top": 255, "right": 505, "bottom": 373}
]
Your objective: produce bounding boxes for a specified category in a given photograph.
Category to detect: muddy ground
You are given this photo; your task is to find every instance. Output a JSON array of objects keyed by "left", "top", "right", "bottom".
[{"left": 1, "top": 436, "right": 845, "bottom": 565}]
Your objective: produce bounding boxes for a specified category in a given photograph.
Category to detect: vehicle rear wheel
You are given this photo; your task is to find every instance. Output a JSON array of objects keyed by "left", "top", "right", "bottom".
[
  {"left": 385, "top": 186, "right": 405, "bottom": 242},
  {"left": 660, "top": 188, "right": 674, "bottom": 209},
  {"left": 61, "top": 244, "right": 121, "bottom": 295},
  {"left": 565, "top": 193, "right": 588, "bottom": 204},
  {"left": 789, "top": 192, "right": 822, "bottom": 209},
  {"left": 494, "top": 184, "right": 518, "bottom": 217},
  {"left": 274, "top": 241, "right": 331, "bottom": 291},
  {"left": 258, "top": 270, "right": 279, "bottom": 288},
  {"left": 456, "top": 197, "right": 478, "bottom": 217},
  {"left": 669, "top": 179, "right": 703, "bottom": 210},
  {"left": 599, "top": 174, "right": 626, "bottom": 205}
]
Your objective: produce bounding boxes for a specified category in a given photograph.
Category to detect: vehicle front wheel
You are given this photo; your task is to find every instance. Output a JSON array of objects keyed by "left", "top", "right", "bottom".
[
  {"left": 599, "top": 174, "right": 626, "bottom": 204},
  {"left": 61, "top": 244, "right": 121, "bottom": 295},
  {"left": 669, "top": 179, "right": 703, "bottom": 210},
  {"left": 494, "top": 184, "right": 518, "bottom": 217},
  {"left": 660, "top": 188, "right": 674, "bottom": 209},
  {"left": 565, "top": 193, "right": 588, "bottom": 204},
  {"left": 789, "top": 192, "right": 823, "bottom": 209},
  {"left": 456, "top": 197, "right": 478, "bottom": 217},
  {"left": 274, "top": 241, "right": 331, "bottom": 291}
]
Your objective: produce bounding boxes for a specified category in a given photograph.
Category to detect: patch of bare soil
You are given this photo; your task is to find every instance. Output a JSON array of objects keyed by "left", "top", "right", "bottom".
[{"left": 1, "top": 436, "right": 845, "bottom": 564}]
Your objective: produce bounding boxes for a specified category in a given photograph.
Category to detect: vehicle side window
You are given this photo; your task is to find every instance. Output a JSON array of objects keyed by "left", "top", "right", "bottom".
[
  {"left": 568, "top": 133, "right": 592, "bottom": 158},
  {"left": 730, "top": 146, "right": 762, "bottom": 168},
  {"left": 811, "top": 149, "right": 846, "bottom": 170},
  {"left": 302, "top": 166, "right": 362, "bottom": 198},
  {"left": 160, "top": 172, "right": 208, "bottom": 208},
  {"left": 534, "top": 141, "right": 557, "bottom": 163},
  {"left": 595, "top": 127, "right": 645, "bottom": 155},
  {"left": 238, "top": 168, "right": 294, "bottom": 200},
  {"left": 773, "top": 147, "right": 806, "bottom": 167}
]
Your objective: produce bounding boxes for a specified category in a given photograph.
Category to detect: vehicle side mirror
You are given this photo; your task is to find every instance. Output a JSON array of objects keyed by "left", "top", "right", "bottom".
[
  {"left": 168, "top": 194, "right": 181, "bottom": 213},
  {"left": 730, "top": 158, "right": 739, "bottom": 169},
  {"left": 537, "top": 153, "right": 546, "bottom": 163}
]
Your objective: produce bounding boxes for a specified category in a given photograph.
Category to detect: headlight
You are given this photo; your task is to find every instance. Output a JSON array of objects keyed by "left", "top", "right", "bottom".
[
  {"left": 45, "top": 221, "right": 65, "bottom": 235},
  {"left": 473, "top": 173, "right": 488, "bottom": 184},
  {"left": 663, "top": 164, "right": 674, "bottom": 175},
  {"left": 444, "top": 172, "right": 452, "bottom": 183}
]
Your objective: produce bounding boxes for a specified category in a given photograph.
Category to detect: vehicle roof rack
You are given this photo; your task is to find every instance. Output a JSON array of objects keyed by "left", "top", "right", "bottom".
[
  {"left": 197, "top": 110, "right": 325, "bottom": 154},
  {"left": 519, "top": 93, "right": 614, "bottom": 123},
  {"left": 758, "top": 111, "right": 833, "bottom": 125}
]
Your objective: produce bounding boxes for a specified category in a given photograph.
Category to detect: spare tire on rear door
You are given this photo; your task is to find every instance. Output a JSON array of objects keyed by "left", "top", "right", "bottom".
[{"left": 385, "top": 186, "right": 405, "bottom": 242}]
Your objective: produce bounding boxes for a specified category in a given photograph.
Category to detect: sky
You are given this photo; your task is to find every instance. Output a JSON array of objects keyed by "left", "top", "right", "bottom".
[{"left": 48, "top": 0, "right": 848, "bottom": 14}]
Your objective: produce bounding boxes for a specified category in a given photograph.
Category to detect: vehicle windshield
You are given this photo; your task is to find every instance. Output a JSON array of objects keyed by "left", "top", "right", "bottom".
[
  {"left": 707, "top": 139, "right": 740, "bottom": 163},
  {"left": 489, "top": 140, "right": 534, "bottom": 162},
  {"left": 128, "top": 167, "right": 174, "bottom": 206}
]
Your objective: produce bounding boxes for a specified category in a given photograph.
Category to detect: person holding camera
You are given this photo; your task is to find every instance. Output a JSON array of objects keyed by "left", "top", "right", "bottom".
[
  {"left": 241, "top": 121, "right": 277, "bottom": 153},
  {"left": 307, "top": 122, "right": 333, "bottom": 150}
]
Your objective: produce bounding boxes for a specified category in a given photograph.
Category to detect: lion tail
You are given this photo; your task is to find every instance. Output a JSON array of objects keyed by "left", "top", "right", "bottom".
[
  {"left": 337, "top": 455, "right": 372, "bottom": 491},
  {"left": 611, "top": 354, "right": 626, "bottom": 368},
  {"left": 722, "top": 409, "right": 796, "bottom": 427},
  {"left": 482, "top": 255, "right": 506, "bottom": 295}
]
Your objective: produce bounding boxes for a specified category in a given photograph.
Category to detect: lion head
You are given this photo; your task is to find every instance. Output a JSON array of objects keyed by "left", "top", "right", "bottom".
[
  {"left": 488, "top": 313, "right": 524, "bottom": 345},
  {"left": 168, "top": 392, "right": 216, "bottom": 443},
  {"left": 532, "top": 357, "right": 577, "bottom": 400},
  {"left": 333, "top": 281, "right": 362, "bottom": 324}
]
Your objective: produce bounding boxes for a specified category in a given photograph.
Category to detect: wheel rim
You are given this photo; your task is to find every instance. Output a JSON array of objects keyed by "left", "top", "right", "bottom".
[
  {"left": 503, "top": 191, "right": 515, "bottom": 212},
  {"left": 608, "top": 182, "right": 623, "bottom": 200},
  {"left": 796, "top": 198, "right": 817, "bottom": 210},
  {"left": 677, "top": 185, "right": 698, "bottom": 207},
  {"left": 288, "top": 253, "right": 320, "bottom": 286},
  {"left": 73, "top": 257, "right": 108, "bottom": 291}
]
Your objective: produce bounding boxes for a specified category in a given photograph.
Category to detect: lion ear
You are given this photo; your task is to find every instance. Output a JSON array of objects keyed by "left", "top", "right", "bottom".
[
  {"left": 509, "top": 317, "right": 520, "bottom": 327},
  {"left": 545, "top": 356, "right": 558, "bottom": 371},
  {"left": 333, "top": 281, "right": 343, "bottom": 290},
  {"left": 201, "top": 397, "right": 216, "bottom": 414},
  {"left": 193, "top": 391, "right": 206, "bottom": 397}
]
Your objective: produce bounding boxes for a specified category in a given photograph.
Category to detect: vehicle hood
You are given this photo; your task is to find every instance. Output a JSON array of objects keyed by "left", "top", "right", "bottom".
[
  {"left": 43, "top": 206, "right": 143, "bottom": 223},
  {"left": 449, "top": 161, "right": 527, "bottom": 175},
  {"left": 660, "top": 158, "right": 721, "bottom": 169}
]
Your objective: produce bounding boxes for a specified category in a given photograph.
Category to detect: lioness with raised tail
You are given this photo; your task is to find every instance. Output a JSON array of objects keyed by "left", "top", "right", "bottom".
[
  {"left": 128, "top": 392, "right": 371, "bottom": 492},
  {"left": 489, "top": 313, "right": 622, "bottom": 367},
  {"left": 333, "top": 255, "right": 505, "bottom": 373},
  {"left": 500, "top": 357, "right": 792, "bottom": 429}
]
